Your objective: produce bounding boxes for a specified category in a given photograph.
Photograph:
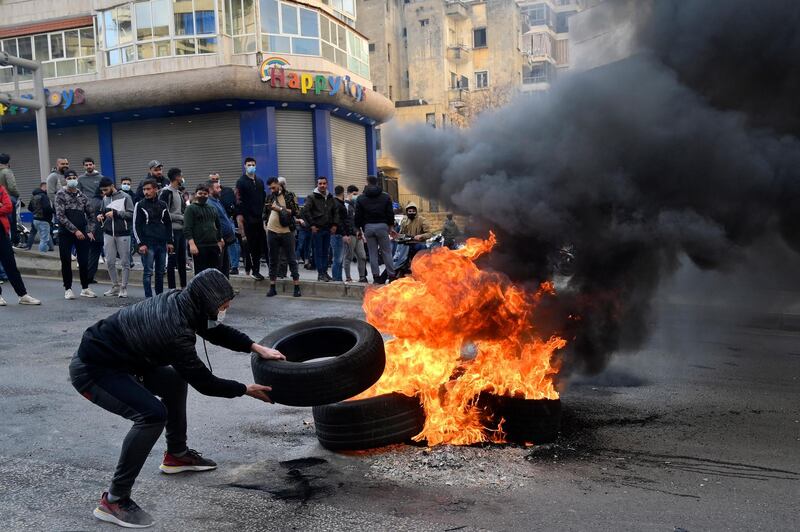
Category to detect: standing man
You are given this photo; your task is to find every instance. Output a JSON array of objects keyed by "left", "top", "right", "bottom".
[
  {"left": 55, "top": 170, "right": 97, "bottom": 299},
  {"left": 303, "top": 176, "right": 339, "bottom": 282},
  {"left": 355, "top": 175, "right": 396, "bottom": 284},
  {"left": 208, "top": 178, "right": 236, "bottom": 278},
  {"left": 79, "top": 157, "right": 105, "bottom": 285},
  {"left": 184, "top": 183, "right": 223, "bottom": 274},
  {"left": 46, "top": 157, "right": 69, "bottom": 205},
  {"left": 343, "top": 185, "right": 368, "bottom": 283},
  {"left": 135, "top": 161, "right": 169, "bottom": 202},
  {"left": 0, "top": 153, "right": 20, "bottom": 246},
  {"left": 235, "top": 157, "right": 266, "bottom": 281},
  {"left": 442, "top": 213, "right": 461, "bottom": 249},
  {"left": 160, "top": 168, "right": 187, "bottom": 289},
  {"left": 133, "top": 178, "right": 174, "bottom": 298},
  {"left": 0, "top": 183, "right": 41, "bottom": 306},
  {"left": 119, "top": 177, "right": 136, "bottom": 269},
  {"left": 331, "top": 185, "right": 352, "bottom": 282},
  {"left": 27, "top": 182, "right": 54, "bottom": 252},
  {"left": 209, "top": 172, "right": 239, "bottom": 275},
  {"left": 264, "top": 177, "right": 301, "bottom": 298},
  {"left": 97, "top": 177, "right": 134, "bottom": 298}
]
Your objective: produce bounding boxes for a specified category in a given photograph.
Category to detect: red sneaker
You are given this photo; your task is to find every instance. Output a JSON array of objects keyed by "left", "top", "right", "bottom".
[
  {"left": 93, "top": 492, "right": 154, "bottom": 528},
  {"left": 159, "top": 449, "right": 217, "bottom": 474}
]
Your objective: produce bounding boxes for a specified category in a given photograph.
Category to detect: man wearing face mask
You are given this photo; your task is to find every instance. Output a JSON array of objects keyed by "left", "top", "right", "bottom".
[
  {"left": 55, "top": 170, "right": 97, "bottom": 300},
  {"left": 69, "top": 268, "right": 284, "bottom": 528},
  {"left": 398, "top": 202, "right": 432, "bottom": 263},
  {"left": 97, "top": 177, "right": 134, "bottom": 298},
  {"left": 184, "top": 183, "right": 224, "bottom": 274},
  {"left": 235, "top": 157, "right": 267, "bottom": 281},
  {"left": 159, "top": 168, "right": 188, "bottom": 289}
]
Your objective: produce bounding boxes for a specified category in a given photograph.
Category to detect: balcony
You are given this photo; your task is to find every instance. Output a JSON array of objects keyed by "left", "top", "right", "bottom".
[
  {"left": 445, "top": 1, "right": 469, "bottom": 19},
  {"left": 448, "top": 88, "right": 469, "bottom": 108},
  {"left": 447, "top": 43, "right": 471, "bottom": 63}
]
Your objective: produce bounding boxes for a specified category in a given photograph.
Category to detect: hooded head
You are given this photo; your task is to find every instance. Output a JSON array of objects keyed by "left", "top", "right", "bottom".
[
  {"left": 405, "top": 202, "right": 418, "bottom": 220},
  {"left": 183, "top": 269, "right": 235, "bottom": 320}
]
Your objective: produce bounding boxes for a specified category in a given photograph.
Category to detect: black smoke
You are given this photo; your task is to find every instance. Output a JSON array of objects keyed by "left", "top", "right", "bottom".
[{"left": 387, "top": 0, "right": 800, "bottom": 374}]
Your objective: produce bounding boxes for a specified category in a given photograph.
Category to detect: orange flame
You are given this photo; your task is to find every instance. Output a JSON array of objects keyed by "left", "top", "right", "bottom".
[{"left": 357, "top": 232, "right": 566, "bottom": 446}]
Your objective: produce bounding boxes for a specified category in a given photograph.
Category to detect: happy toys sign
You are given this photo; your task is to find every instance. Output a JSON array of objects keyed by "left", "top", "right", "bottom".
[
  {"left": 0, "top": 87, "right": 86, "bottom": 116},
  {"left": 259, "top": 57, "right": 367, "bottom": 103}
]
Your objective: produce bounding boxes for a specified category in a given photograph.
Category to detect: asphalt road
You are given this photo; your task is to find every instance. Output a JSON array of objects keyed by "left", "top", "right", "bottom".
[{"left": 0, "top": 277, "right": 798, "bottom": 531}]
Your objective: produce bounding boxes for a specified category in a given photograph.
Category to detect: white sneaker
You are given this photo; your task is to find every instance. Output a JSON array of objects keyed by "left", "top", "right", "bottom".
[
  {"left": 65, "top": 289, "right": 76, "bottom": 300},
  {"left": 99, "top": 256, "right": 105, "bottom": 264},
  {"left": 118, "top": 287, "right": 128, "bottom": 298},
  {"left": 104, "top": 285, "right": 120, "bottom": 297},
  {"left": 0, "top": 296, "right": 6, "bottom": 306},
  {"left": 18, "top": 294, "right": 41, "bottom": 305},
  {"left": 80, "top": 288, "right": 97, "bottom": 298}
]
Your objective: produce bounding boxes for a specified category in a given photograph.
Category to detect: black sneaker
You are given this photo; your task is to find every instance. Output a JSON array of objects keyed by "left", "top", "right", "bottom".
[
  {"left": 93, "top": 492, "right": 154, "bottom": 528},
  {"left": 358, "top": 277, "right": 369, "bottom": 283},
  {"left": 293, "top": 285, "right": 301, "bottom": 297},
  {"left": 317, "top": 274, "right": 327, "bottom": 282},
  {"left": 230, "top": 268, "right": 240, "bottom": 275},
  {"left": 323, "top": 272, "right": 333, "bottom": 282},
  {"left": 266, "top": 286, "right": 277, "bottom": 297},
  {"left": 251, "top": 272, "right": 265, "bottom": 281},
  {"left": 159, "top": 449, "right": 217, "bottom": 474}
]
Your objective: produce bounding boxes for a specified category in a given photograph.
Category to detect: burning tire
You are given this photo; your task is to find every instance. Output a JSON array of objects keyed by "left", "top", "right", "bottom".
[
  {"left": 251, "top": 318, "right": 386, "bottom": 407},
  {"left": 482, "top": 394, "right": 561, "bottom": 444},
  {"left": 312, "top": 393, "right": 425, "bottom": 451}
]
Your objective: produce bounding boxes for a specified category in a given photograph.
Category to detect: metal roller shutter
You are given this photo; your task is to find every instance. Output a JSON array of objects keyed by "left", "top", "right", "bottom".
[
  {"left": 330, "top": 116, "right": 367, "bottom": 193},
  {"left": 113, "top": 112, "right": 241, "bottom": 190},
  {"left": 0, "top": 125, "right": 100, "bottom": 200},
  {"left": 275, "top": 110, "right": 315, "bottom": 198}
]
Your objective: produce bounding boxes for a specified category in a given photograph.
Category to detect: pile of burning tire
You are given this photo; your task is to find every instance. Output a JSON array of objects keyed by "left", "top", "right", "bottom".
[{"left": 252, "top": 318, "right": 561, "bottom": 451}]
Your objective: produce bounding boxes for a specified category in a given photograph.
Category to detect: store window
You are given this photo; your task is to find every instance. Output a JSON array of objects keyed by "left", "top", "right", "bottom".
[
  {"left": 0, "top": 26, "right": 97, "bottom": 83},
  {"left": 475, "top": 70, "right": 488, "bottom": 89}
]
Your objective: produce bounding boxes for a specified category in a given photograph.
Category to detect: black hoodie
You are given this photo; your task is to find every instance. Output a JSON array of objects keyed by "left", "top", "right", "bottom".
[
  {"left": 75, "top": 269, "right": 251, "bottom": 398},
  {"left": 354, "top": 184, "right": 394, "bottom": 229}
]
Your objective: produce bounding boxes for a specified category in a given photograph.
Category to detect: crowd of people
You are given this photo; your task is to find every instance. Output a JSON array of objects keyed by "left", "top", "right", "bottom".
[{"left": 0, "top": 151, "right": 462, "bottom": 305}]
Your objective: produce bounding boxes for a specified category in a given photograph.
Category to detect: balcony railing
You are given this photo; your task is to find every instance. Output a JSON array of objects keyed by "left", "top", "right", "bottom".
[
  {"left": 447, "top": 42, "right": 471, "bottom": 63},
  {"left": 445, "top": 1, "right": 469, "bottom": 19}
]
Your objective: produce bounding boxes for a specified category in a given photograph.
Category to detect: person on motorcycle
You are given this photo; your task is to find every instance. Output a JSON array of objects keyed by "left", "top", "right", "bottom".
[{"left": 398, "top": 202, "right": 432, "bottom": 263}]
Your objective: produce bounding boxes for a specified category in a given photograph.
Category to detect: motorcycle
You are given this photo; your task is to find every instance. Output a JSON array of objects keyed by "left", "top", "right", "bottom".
[{"left": 392, "top": 232, "right": 444, "bottom": 278}]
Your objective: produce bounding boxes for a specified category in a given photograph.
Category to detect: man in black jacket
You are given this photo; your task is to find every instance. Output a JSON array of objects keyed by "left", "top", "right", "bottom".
[
  {"left": 331, "top": 185, "right": 353, "bottom": 282},
  {"left": 209, "top": 172, "right": 240, "bottom": 274},
  {"left": 69, "top": 269, "right": 284, "bottom": 528},
  {"left": 133, "top": 179, "right": 174, "bottom": 298},
  {"left": 235, "top": 157, "right": 267, "bottom": 280},
  {"left": 134, "top": 160, "right": 170, "bottom": 202},
  {"left": 355, "top": 175, "right": 396, "bottom": 284},
  {"left": 26, "top": 183, "right": 54, "bottom": 252},
  {"left": 303, "top": 176, "right": 339, "bottom": 281}
]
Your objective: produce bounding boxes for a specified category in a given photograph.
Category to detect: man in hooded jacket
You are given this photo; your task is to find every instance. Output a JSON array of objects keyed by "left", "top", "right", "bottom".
[{"left": 69, "top": 269, "right": 283, "bottom": 528}]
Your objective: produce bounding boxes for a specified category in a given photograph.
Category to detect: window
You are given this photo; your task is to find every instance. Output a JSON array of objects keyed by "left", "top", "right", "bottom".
[
  {"left": 228, "top": 0, "right": 257, "bottom": 53},
  {"left": 387, "top": 42, "right": 391, "bottom": 62},
  {"left": 475, "top": 70, "right": 488, "bottom": 89},
  {"left": 425, "top": 113, "right": 436, "bottom": 128},
  {"left": 450, "top": 71, "right": 457, "bottom": 89},
  {"left": 368, "top": 42, "right": 375, "bottom": 52},
  {"left": 402, "top": 27, "right": 407, "bottom": 37},
  {"left": 522, "top": 4, "right": 553, "bottom": 29},
  {"left": 556, "top": 11, "right": 575, "bottom": 33},
  {"left": 403, "top": 69, "right": 409, "bottom": 88},
  {"left": 473, "top": 27, "right": 486, "bottom": 48},
  {"left": 388, "top": 85, "right": 393, "bottom": 100},
  {"left": 0, "top": 26, "right": 97, "bottom": 83},
  {"left": 523, "top": 61, "right": 553, "bottom": 84},
  {"left": 420, "top": 19, "right": 429, "bottom": 27}
]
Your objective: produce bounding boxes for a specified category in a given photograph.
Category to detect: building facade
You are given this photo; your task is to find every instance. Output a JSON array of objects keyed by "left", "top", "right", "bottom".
[
  {"left": 356, "top": 0, "right": 581, "bottom": 208},
  {"left": 0, "top": 0, "right": 393, "bottom": 198}
]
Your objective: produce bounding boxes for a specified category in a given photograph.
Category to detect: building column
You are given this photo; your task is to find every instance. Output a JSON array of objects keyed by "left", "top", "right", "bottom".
[
  {"left": 312, "top": 108, "right": 333, "bottom": 188},
  {"left": 240, "top": 106, "right": 278, "bottom": 183},
  {"left": 365, "top": 124, "right": 377, "bottom": 177},
  {"left": 98, "top": 120, "right": 115, "bottom": 180}
]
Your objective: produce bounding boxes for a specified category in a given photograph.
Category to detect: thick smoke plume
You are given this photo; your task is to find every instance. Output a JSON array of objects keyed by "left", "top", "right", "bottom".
[{"left": 388, "top": 0, "right": 800, "bottom": 374}]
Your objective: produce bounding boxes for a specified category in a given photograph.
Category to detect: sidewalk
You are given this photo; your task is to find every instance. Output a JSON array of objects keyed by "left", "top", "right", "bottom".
[{"left": 9, "top": 248, "right": 369, "bottom": 300}]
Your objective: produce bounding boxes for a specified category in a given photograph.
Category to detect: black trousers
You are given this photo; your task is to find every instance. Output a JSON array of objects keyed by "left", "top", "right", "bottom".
[
  {"left": 193, "top": 246, "right": 221, "bottom": 275},
  {"left": 0, "top": 227, "right": 27, "bottom": 297},
  {"left": 58, "top": 230, "right": 90, "bottom": 290},
  {"left": 86, "top": 238, "right": 104, "bottom": 282},
  {"left": 220, "top": 242, "right": 231, "bottom": 278},
  {"left": 243, "top": 221, "right": 265, "bottom": 275},
  {"left": 267, "top": 230, "right": 299, "bottom": 281},
  {"left": 167, "top": 230, "right": 187, "bottom": 289},
  {"left": 69, "top": 355, "right": 188, "bottom": 499}
]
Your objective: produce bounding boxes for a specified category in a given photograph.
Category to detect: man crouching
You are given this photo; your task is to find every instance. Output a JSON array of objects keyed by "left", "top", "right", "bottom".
[{"left": 69, "top": 268, "right": 283, "bottom": 528}]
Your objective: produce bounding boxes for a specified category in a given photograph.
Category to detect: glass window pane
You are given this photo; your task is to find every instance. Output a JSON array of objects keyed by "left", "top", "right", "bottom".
[
  {"left": 281, "top": 4, "right": 298, "bottom": 35},
  {"left": 174, "top": 0, "right": 195, "bottom": 35},
  {"left": 104, "top": 11, "right": 118, "bottom": 47},
  {"left": 195, "top": 0, "right": 216, "bottom": 34},
  {"left": 2, "top": 38, "right": 19, "bottom": 57},
  {"left": 342, "top": 0, "right": 354, "bottom": 17},
  {"left": 118, "top": 5, "right": 133, "bottom": 44},
  {"left": 17, "top": 36, "right": 33, "bottom": 60},
  {"left": 197, "top": 37, "right": 218, "bottom": 53},
  {"left": 231, "top": 0, "right": 244, "bottom": 34},
  {"left": 321, "top": 41, "right": 334, "bottom": 62},
  {"left": 0, "top": 67, "right": 12, "bottom": 83},
  {"left": 335, "top": 47, "right": 346, "bottom": 67},
  {"left": 137, "top": 42, "right": 155, "bottom": 59},
  {"left": 260, "top": 0, "right": 280, "bottom": 34},
  {"left": 50, "top": 33, "right": 64, "bottom": 59},
  {"left": 337, "top": 25, "right": 346, "bottom": 51},
  {"left": 77, "top": 57, "right": 96, "bottom": 74},
  {"left": 56, "top": 59, "right": 77, "bottom": 77},
  {"left": 42, "top": 62, "right": 56, "bottom": 78},
  {"left": 152, "top": 0, "right": 170, "bottom": 37},
  {"left": 34, "top": 35, "right": 49, "bottom": 61},
  {"left": 263, "top": 34, "right": 291, "bottom": 53},
  {"left": 79, "top": 28, "right": 95, "bottom": 56},
  {"left": 347, "top": 54, "right": 358, "bottom": 73},
  {"left": 300, "top": 9, "right": 318, "bottom": 37},
  {"left": 123, "top": 45, "right": 136, "bottom": 62},
  {"left": 136, "top": 2, "right": 153, "bottom": 40},
  {"left": 155, "top": 40, "right": 172, "bottom": 56},
  {"left": 64, "top": 30, "right": 80, "bottom": 58},
  {"left": 243, "top": 0, "right": 256, "bottom": 34},
  {"left": 319, "top": 16, "right": 330, "bottom": 42},
  {"left": 175, "top": 38, "right": 197, "bottom": 54},
  {"left": 291, "top": 37, "right": 319, "bottom": 56},
  {"left": 107, "top": 48, "right": 122, "bottom": 66}
]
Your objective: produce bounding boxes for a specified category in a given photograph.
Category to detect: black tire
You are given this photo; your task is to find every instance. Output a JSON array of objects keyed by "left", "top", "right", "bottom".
[
  {"left": 481, "top": 394, "right": 561, "bottom": 444},
  {"left": 312, "top": 393, "right": 425, "bottom": 451},
  {"left": 251, "top": 318, "right": 386, "bottom": 407}
]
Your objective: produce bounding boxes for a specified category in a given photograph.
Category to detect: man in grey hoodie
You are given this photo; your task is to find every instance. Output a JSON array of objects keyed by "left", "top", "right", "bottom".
[
  {"left": 46, "top": 157, "right": 69, "bottom": 205},
  {"left": 79, "top": 157, "right": 105, "bottom": 284},
  {"left": 97, "top": 177, "right": 134, "bottom": 298},
  {"left": 159, "top": 167, "right": 187, "bottom": 289}
]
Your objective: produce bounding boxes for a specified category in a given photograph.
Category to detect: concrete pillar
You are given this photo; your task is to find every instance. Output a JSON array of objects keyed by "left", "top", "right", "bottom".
[
  {"left": 365, "top": 124, "right": 377, "bottom": 177},
  {"left": 240, "top": 106, "right": 278, "bottom": 183},
  {"left": 312, "top": 108, "right": 333, "bottom": 188},
  {"left": 98, "top": 120, "right": 115, "bottom": 180}
]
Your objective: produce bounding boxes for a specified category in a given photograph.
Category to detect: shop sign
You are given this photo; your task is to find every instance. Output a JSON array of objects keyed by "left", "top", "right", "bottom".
[
  {"left": 0, "top": 87, "right": 86, "bottom": 116},
  {"left": 259, "top": 58, "right": 367, "bottom": 102}
]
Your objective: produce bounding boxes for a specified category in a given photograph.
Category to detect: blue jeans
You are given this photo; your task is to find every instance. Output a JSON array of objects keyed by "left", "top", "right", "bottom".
[
  {"left": 141, "top": 243, "right": 167, "bottom": 298},
  {"left": 229, "top": 238, "right": 240, "bottom": 270},
  {"left": 312, "top": 228, "right": 331, "bottom": 275},
  {"left": 296, "top": 227, "right": 311, "bottom": 262},
  {"left": 32, "top": 220, "right": 52, "bottom": 252},
  {"left": 330, "top": 234, "right": 344, "bottom": 281}
]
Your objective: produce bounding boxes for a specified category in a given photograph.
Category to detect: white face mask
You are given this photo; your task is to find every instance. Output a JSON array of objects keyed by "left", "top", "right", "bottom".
[{"left": 207, "top": 309, "right": 227, "bottom": 329}]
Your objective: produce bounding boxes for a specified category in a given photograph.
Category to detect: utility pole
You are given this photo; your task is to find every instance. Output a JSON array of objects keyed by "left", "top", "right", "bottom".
[{"left": 0, "top": 52, "right": 50, "bottom": 181}]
